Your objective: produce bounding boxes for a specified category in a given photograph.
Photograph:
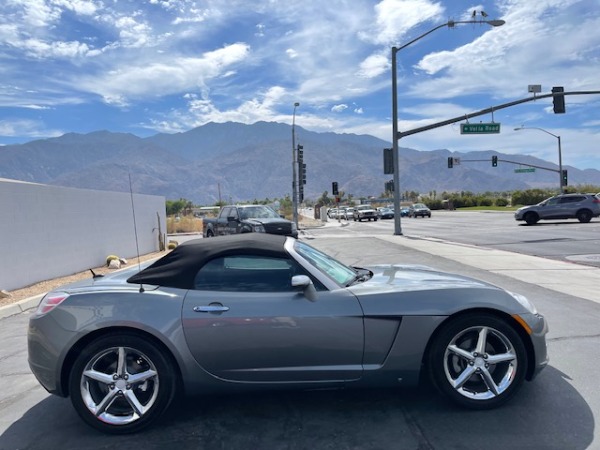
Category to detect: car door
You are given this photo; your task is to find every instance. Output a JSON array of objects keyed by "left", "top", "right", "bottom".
[
  {"left": 538, "top": 197, "right": 561, "bottom": 219},
  {"left": 224, "top": 207, "right": 242, "bottom": 235},
  {"left": 181, "top": 254, "right": 365, "bottom": 383}
]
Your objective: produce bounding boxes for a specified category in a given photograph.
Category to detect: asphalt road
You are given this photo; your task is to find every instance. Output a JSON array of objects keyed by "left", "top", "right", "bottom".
[
  {"left": 1, "top": 217, "right": 599, "bottom": 449},
  {"left": 330, "top": 210, "right": 600, "bottom": 267}
]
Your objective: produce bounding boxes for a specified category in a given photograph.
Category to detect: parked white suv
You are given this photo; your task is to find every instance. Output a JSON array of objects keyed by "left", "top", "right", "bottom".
[{"left": 514, "top": 193, "right": 600, "bottom": 225}]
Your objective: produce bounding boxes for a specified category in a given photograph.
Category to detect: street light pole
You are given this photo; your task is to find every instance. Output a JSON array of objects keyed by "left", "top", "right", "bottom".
[
  {"left": 514, "top": 126, "right": 563, "bottom": 193},
  {"left": 391, "top": 18, "right": 505, "bottom": 235},
  {"left": 292, "top": 102, "right": 300, "bottom": 227}
]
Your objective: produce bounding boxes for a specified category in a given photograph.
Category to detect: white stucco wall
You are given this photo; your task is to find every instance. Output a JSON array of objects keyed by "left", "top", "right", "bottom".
[{"left": 0, "top": 178, "right": 166, "bottom": 292}]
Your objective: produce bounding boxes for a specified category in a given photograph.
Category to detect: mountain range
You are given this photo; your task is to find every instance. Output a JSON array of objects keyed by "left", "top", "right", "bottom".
[{"left": 1, "top": 121, "right": 599, "bottom": 205}]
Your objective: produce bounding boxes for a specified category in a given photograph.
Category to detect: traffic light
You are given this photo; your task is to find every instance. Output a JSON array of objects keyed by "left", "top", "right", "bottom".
[
  {"left": 300, "top": 163, "right": 307, "bottom": 184},
  {"left": 492, "top": 156, "right": 498, "bottom": 167},
  {"left": 447, "top": 157, "right": 453, "bottom": 168},
  {"left": 562, "top": 169, "right": 568, "bottom": 186},
  {"left": 383, "top": 148, "right": 394, "bottom": 174},
  {"left": 332, "top": 181, "right": 339, "bottom": 196},
  {"left": 552, "top": 86, "right": 565, "bottom": 114}
]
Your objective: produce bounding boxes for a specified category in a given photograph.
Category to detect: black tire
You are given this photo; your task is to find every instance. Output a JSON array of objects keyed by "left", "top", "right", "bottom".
[
  {"left": 427, "top": 313, "right": 527, "bottom": 410},
  {"left": 576, "top": 209, "right": 592, "bottom": 223},
  {"left": 69, "top": 333, "right": 177, "bottom": 434},
  {"left": 206, "top": 229, "right": 214, "bottom": 237},
  {"left": 523, "top": 212, "right": 539, "bottom": 225}
]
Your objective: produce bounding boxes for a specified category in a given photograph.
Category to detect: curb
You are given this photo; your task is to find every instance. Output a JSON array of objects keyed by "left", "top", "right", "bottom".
[{"left": 0, "top": 294, "right": 43, "bottom": 319}]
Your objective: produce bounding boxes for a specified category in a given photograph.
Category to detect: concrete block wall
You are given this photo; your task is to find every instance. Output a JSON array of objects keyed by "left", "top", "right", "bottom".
[{"left": 0, "top": 179, "right": 166, "bottom": 292}]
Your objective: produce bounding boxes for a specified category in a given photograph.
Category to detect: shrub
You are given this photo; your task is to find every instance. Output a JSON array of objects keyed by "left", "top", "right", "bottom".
[{"left": 106, "top": 255, "right": 119, "bottom": 266}]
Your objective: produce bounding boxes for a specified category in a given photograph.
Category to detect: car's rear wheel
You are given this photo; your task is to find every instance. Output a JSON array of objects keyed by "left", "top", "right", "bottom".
[
  {"left": 206, "top": 229, "right": 214, "bottom": 237},
  {"left": 69, "top": 333, "right": 177, "bottom": 434},
  {"left": 523, "top": 212, "right": 539, "bottom": 225},
  {"left": 427, "top": 313, "right": 527, "bottom": 410},
  {"left": 576, "top": 209, "right": 592, "bottom": 223}
]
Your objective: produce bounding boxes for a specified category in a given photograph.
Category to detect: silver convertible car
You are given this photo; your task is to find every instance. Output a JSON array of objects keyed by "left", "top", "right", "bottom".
[{"left": 28, "top": 234, "right": 548, "bottom": 434}]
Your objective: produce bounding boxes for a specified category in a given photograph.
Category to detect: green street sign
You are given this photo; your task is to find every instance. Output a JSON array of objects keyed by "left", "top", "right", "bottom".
[
  {"left": 514, "top": 168, "right": 536, "bottom": 173},
  {"left": 460, "top": 123, "right": 501, "bottom": 134}
]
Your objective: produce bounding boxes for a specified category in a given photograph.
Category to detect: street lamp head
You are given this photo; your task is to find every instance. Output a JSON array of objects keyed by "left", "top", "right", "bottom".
[
  {"left": 514, "top": 127, "right": 523, "bottom": 131},
  {"left": 486, "top": 19, "right": 505, "bottom": 27},
  {"left": 294, "top": 102, "right": 300, "bottom": 107}
]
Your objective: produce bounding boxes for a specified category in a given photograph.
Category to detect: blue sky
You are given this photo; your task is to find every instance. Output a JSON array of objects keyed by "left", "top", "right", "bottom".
[{"left": 1, "top": 0, "right": 599, "bottom": 170}]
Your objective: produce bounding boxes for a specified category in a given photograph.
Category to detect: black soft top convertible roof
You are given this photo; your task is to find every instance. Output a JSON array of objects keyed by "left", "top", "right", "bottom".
[{"left": 127, "top": 233, "right": 289, "bottom": 289}]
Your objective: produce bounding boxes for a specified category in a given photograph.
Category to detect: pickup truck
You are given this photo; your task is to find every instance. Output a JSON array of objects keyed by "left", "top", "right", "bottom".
[{"left": 203, "top": 205, "right": 298, "bottom": 238}]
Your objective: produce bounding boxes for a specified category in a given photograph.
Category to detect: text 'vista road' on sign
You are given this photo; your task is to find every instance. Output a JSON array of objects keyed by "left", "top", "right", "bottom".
[{"left": 460, "top": 123, "right": 501, "bottom": 134}]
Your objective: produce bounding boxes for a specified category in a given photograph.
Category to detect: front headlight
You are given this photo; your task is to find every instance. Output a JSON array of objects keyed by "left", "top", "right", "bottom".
[{"left": 254, "top": 224, "right": 266, "bottom": 233}]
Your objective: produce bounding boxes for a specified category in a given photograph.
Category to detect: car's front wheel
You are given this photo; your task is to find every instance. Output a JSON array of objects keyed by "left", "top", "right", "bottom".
[
  {"left": 427, "top": 313, "right": 527, "bottom": 410},
  {"left": 523, "top": 212, "right": 539, "bottom": 225},
  {"left": 69, "top": 333, "right": 177, "bottom": 434}
]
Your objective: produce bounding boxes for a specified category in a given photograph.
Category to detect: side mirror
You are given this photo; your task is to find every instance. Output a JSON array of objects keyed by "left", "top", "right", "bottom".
[{"left": 291, "top": 275, "right": 317, "bottom": 301}]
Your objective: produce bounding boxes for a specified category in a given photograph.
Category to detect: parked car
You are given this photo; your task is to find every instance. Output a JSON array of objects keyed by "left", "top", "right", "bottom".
[
  {"left": 28, "top": 233, "right": 548, "bottom": 434},
  {"left": 514, "top": 193, "right": 600, "bottom": 225},
  {"left": 339, "top": 207, "right": 353, "bottom": 220},
  {"left": 203, "top": 204, "right": 297, "bottom": 238},
  {"left": 377, "top": 207, "right": 394, "bottom": 219},
  {"left": 408, "top": 203, "right": 432, "bottom": 218},
  {"left": 353, "top": 205, "right": 378, "bottom": 221},
  {"left": 400, "top": 207, "right": 410, "bottom": 217}
]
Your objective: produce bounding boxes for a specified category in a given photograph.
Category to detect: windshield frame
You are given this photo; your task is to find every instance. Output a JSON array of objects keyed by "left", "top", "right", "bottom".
[{"left": 239, "top": 205, "right": 281, "bottom": 219}]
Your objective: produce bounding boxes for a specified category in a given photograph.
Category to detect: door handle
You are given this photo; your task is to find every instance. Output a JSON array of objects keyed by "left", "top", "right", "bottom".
[{"left": 193, "top": 305, "right": 230, "bottom": 313}]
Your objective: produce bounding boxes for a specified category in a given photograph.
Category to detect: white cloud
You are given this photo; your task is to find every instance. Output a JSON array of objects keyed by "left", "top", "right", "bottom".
[
  {"left": 359, "top": 0, "right": 445, "bottom": 45},
  {"left": 331, "top": 104, "right": 348, "bottom": 113},
  {"left": 0, "top": 118, "right": 62, "bottom": 138},
  {"left": 357, "top": 53, "right": 389, "bottom": 78},
  {"left": 78, "top": 43, "right": 251, "bottom": 103}
]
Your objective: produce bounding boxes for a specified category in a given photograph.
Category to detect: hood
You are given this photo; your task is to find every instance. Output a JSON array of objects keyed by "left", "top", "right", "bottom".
[
  {"left": 245, "top": 217, "right": 290, "bottom": 225},
  {"left": 349, "top": 264, "right": 494, "bottom": 294}
]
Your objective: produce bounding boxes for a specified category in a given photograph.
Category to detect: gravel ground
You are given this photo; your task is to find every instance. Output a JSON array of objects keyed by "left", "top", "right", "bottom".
[{"left": 0, "top": 251, "right": 167, "bottom": 307}]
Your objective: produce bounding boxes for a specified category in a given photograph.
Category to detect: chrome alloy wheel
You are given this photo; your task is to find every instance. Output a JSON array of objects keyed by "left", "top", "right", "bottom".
[
  {"left": 443, "top": 325, "right": 517, "bottom": 400},
  {"left": 80, "top": 346, "right": 159, "bottom": 426}
]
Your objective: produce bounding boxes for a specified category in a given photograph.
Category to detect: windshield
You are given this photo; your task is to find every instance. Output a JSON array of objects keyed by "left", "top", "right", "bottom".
[
  {"left": 293, "top": 240, "right": 356, "bottom": 286},
  {"left": 239, "top": 205, "right": 280, "bottom": 219}
]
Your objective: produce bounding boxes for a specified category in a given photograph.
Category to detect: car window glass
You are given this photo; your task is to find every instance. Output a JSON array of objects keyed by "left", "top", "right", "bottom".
[
  {"left": 193, "top": 255, "right": 316, "bottom": 292},
  {"left": 294, "top": 240, "right": 356, "bottom": 286}
]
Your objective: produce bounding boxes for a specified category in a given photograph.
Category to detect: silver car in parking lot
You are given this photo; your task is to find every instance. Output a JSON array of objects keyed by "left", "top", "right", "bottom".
[{"left": 28, "top": 234, "right": 548, "bottom": 434}]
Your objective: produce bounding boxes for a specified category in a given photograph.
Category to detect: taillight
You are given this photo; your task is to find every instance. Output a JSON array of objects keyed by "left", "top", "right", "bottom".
[
  {"left": 35, "top": 292, "right": 70, "bottom": 316},
  {"left": 593, "top": 198, "right": 600, "bottom": 203}
]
